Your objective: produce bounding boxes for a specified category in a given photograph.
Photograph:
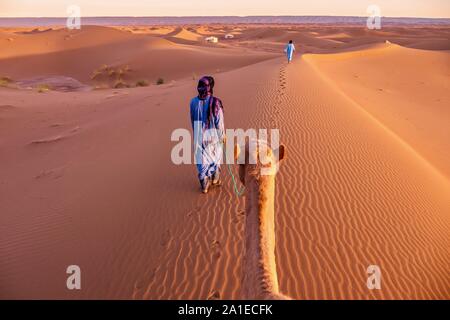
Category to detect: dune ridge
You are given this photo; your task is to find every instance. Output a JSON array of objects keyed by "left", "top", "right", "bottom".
[
  {"left": 305, "top": 43, "right": 450, "bottom": 179},
  {"left": 270, "top": 57, "right": 449, "bottom": 299},
  {"left": 0, "top": 26, "right": 276, "bottom": 87}
]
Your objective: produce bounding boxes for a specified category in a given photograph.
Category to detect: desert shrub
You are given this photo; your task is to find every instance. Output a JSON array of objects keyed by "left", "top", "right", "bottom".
[
  {"left": 92, "top": 64, "right": 131, "bottom": 83},
  {"left": 108, "top": 69, "right": 118, "bottom": 77},
  {"left": 37, "top": 84, "right": 51, "bottom": 93},
  {"left": 113, "top": 80, "right": 129, "bottom": 89},
  {"left": 135, "top": 79, "right": 149, "bottom": 87},
  {"left": 0, "top": 76, "right": 13, "bottom": 86},
  {"left": 156, "top": 78, "right": 164, "bottom": 85},
  {"left": 90, "top": 70, "right": 103, "bottom": 80}
]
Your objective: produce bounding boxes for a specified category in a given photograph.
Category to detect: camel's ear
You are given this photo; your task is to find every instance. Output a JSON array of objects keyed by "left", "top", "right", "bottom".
[
  {"left": 276, "top": 144, "right": 286, "bottom": 162},
  {"left": 234, "top": 143, "right": 241, "bottom": 162}
]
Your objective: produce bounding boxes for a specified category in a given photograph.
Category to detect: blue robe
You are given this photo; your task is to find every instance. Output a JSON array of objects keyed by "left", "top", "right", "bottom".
[
  {"left": 285, "top": 43, "right": 296, "bottom": 62},
  {"left": 190, "top": 95, "right": 225, "bottom": 181}
]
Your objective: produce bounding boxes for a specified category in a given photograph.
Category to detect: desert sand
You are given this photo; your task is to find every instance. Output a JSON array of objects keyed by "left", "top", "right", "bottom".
[{"left": 0, "top": 24, "right": 449, "bottom": 299}]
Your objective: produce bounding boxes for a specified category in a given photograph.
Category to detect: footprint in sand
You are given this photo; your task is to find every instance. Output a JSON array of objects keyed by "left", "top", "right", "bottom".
[
  {"left": 0, "top": 104, "right": 16, "bottom": 111},
  {"left": 35, "top": 167, "right": 65, "bottom": 180},
  {"left": 211, "top": 240, "right": 221, "bottom": 260},
  {"left": 49, "top": 123, "right": 64, "bottom": 128},
  {"left": 29, "top": 127, "right": 80, "bottom": 145},
  {"left": 233, "top": 211, "right": 245, "bottom": 223},
  {"left": 146, "top": 267, "right": 157, "bottom": 279},
  {"left": 207, "top": 290, "right": 221, "bottom": 300},
  {"left": 160, "top": 229, "right": 171, "bottom": 246},
  {"left": 134, "top": 280, "right": 144, "bottom": 290},
  {"left": 233, "top": 210, "right": 245, "bottom": 224},
  {"left": 133, "top": 266, "right": 156, "bottom": 294},
  {"left": 188, "top": 205, "right": 201, "bottom": 218}
]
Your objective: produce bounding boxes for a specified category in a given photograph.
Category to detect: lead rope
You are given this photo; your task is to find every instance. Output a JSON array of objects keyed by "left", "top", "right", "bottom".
[
  {"left": 227, "top": 162, "right": 245, "bottom": 197},
  {"left": 219, "top": 141, "right": 245, "bottom": 197}
]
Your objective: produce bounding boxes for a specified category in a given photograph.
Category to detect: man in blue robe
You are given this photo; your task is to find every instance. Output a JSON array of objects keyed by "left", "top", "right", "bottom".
[
  {"left": 190, "top": 76, "right": 225, "bottom": 194},
  {"left": 285, "top": 40, "right": 296, "bottom": 63}
]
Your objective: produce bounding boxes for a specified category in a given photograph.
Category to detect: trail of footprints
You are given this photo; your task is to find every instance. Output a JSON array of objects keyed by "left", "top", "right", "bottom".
[
  {"left": 270, "top": 64, "right": 288, "bottom": 128},
  {"left": 279, "top": 65, "right": 287, "bottom": 91}
]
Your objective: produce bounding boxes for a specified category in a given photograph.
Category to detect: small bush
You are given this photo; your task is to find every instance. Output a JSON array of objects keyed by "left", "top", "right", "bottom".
[
  {"left": 92, "top": 65, "right": 131, "bottom": 84},
  {"left": 113, "top": 80, "right": 129, "bottom": 89},
  {"left": 135, "top": 79, "right": 149, "bottom": 87},
  {"left": 37, "top": 83, "right": 51, "bottom": 91},
  {"left": 37, "top": 84, "right": 51, "bottom": 93},
  {"left": 108, "top": 69, "right": 118, "bottom": 77},
  {"left": 156, "top": 78, "right": 164, "bottom": 85},
  {"left": 0, "top": 76, "right": 13, "bottom": 87},
  {"left": 90, "top": 70, "right": 102, "bottom": 80}
]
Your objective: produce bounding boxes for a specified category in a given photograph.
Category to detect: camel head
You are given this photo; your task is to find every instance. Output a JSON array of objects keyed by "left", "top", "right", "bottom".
[{"left": 234, "top": 140, "right": 286, "bottom": 185}]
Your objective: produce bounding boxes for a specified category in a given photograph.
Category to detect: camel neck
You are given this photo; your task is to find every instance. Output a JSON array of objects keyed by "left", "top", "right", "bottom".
[{"left": 242, "top": 174, "right": 280, "bottom": 299}]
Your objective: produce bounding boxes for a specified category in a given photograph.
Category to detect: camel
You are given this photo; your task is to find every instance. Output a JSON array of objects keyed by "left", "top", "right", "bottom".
[{"left": 234, "top": 140, "right": 290, "bottom": 300}]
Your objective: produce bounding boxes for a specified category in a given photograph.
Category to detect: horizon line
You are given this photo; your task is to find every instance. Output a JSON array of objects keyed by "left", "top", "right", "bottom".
[{"left": 1, "top": 15, "right": 450, "bottom": 20}]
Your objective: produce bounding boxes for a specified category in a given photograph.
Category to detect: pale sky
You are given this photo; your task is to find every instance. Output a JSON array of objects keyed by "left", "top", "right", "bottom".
[{"left": 1, "top": 0, "right": 449, "bottom": 18}]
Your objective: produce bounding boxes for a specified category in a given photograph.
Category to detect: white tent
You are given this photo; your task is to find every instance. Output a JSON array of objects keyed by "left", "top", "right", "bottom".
[{"left": 205, "top": 36, "right": 219, "bottom": 43}]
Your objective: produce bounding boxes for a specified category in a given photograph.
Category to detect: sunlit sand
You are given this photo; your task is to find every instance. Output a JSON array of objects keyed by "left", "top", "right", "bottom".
[{"left": 1, "top": 23, "right": 449, "bottom": 299}]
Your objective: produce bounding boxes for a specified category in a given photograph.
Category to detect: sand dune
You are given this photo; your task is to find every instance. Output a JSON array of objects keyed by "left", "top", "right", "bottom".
[
  {"left": 0, "top": 25, "right": 449, "bottom": 300},
  {"left": 273, "top": 56, "right": 449, "bottom": 299},
  {"left": 164, "top": 27, "right": 225, "bottom": 46},
  {"left": 306, "top": 43, "right": 450, "bottom": 178},
  {"left": 233, "top": 26, "right": 450, "bottom": 53},
  {"left": 170, "top": 27, "right": 204, "bottom": 42},
  {"left": 0, "top": 26, "right": 138, "bottom": 59},
  {"left": 0, "top": 26, "right": 276, "bottom": 86}
]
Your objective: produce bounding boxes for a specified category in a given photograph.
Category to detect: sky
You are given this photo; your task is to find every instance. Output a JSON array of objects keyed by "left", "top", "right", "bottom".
[{"left": 1, "top": 0, "right": 449, "bottom": 18}]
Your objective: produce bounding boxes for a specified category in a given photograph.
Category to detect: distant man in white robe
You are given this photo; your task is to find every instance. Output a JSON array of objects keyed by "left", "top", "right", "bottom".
[{"left": 284, "top": 40, "right": 296, "bottom": 63}]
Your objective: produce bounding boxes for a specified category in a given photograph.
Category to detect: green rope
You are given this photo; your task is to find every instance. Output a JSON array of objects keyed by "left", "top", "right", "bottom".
[
  {"left": 226, "top": 163, "right": 245, "bottom": 197},
  {"left": 210, "top": 141, "right": 245, "bottom": 197}
]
